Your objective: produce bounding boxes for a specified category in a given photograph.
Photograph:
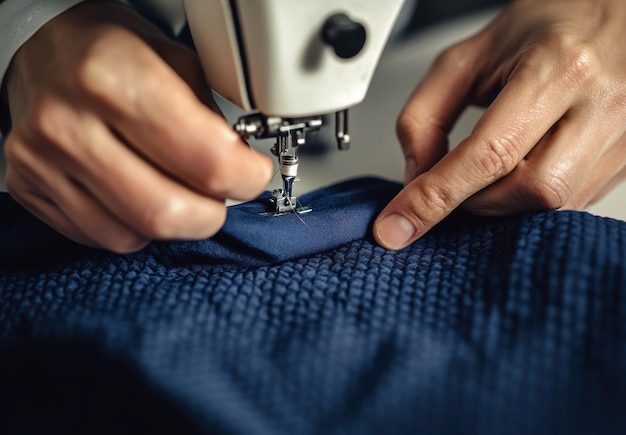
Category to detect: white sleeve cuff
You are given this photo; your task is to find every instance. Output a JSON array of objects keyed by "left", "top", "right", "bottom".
[
  {"left": 0, "top": 0, "right": 91, "bottom": 85},
  {"left": 0, "top": 0, "right": 136, "bottom": 85},
  {"left": 0, "top": 0, "right": 135, "bottom": 137}
]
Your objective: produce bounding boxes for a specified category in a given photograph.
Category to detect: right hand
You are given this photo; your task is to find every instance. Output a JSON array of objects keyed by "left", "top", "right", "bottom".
[
  {"left": 374, "top": 0, "right": 626, "bottom": 250},
  {"left": 2, "top": 1, "right": 273, "bottom": 252}
]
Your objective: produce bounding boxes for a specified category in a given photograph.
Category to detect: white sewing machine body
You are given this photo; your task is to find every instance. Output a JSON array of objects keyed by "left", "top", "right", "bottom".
[
  {"left": 182, "top": 0, "right": 406, "bottom": 215},
  {"left": 182, "top": 0, "right": 405, "bottom": 116}
]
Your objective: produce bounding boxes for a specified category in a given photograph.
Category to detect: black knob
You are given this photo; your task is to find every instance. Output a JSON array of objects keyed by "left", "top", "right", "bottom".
[{"left": 321, "top": 13, "right": 367, "bottom": 59}]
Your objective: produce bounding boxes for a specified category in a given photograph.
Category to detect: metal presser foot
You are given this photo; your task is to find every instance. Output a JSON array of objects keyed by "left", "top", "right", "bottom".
[
  {"left": 264, "top": 154, "right": 312, "bottom": 216},
  {"left": 234, "top": 110, "right": 351, "bottom": 217},
  {"left": 234, "top": 113, "right": 320, "bottom": 217}
]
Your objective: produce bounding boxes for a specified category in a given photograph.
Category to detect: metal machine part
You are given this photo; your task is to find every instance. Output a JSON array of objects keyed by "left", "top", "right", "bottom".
[
  {"left": 335, "top": 109, "right": 350, "bottom": 151},
  {"left": 235, "top": 111, "right": 351, "bottom": 215}
]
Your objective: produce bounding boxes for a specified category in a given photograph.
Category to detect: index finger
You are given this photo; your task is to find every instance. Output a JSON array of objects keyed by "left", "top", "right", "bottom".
[
  {"left": 396, "top": 41, "right": 480, "bottom": 183},
  {"left": 374, "top": 72, "right": 573, "bottom": 250},
  {"left": 78, "top": 32, "right": 273, "bottom": 201}
]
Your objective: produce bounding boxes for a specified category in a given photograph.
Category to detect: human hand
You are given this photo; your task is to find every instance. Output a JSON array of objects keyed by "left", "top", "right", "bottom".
[
  {"left": 2, "top": 1, "right": 272, "bottom": 252},
  {"left": 374, "top": 0, "right": 626, "bottom": 250}
]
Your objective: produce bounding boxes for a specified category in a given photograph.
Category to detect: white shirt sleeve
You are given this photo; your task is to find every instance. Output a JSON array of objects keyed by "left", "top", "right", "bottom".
[
  {"left": 0, "top": 0, "right": 89, "bottom": 85},
  {"left": 0, "top": 0, "right": 185, "bottom": 86},
  {"left": 0, "top": 0, "right": 184, "bottom": 137},
  {"left": 0, "top": 0, "right": 139, "bottom": 137}
]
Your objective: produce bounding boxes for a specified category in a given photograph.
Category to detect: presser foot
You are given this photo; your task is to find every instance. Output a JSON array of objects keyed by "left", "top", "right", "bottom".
[{"left": 260, "top": 188, "right": 312, "bottom": 217}]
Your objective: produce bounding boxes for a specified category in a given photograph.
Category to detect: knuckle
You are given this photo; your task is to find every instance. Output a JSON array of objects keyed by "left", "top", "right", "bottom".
[
  {"left": 542, "top": 29, "right": 600, "bottom": 83},
  {"left": 73, "top": 37, "right": 153, "bottom": 112},
  {"left": 396, "top": 110, "right": 411, "bottom": 135},
  {"left": 474, "top": 136, "right": 521, "bottom": 182},
  {"left": 4, "top": 154, "right": 26, "bottom": 181},
  {"left": 24, "top": 97, "right": 85, "bottom": 160},
  {"left": 3, "top": 135, "right": 39, "bottom": 179},
  {"left": 27, "top": 96, "right": 65, "bottom": 142},
  {"left": 513, "top": 35, "right": 600, "bottom": 88},
  {"left": 74, "top": 44, "right": 117, "bottom": 97},
  {"left": 413, "top": 178, "right": 454, "bottom": 220},
  {"left": 396, "top": 111, "right": 418, "bottom": 145},
  {"left": 434, "top": 42, "right": 474, "bottom": 72},
  {"left": 561, "top": 43, "right": 600, "bottom": 84},
  {"left": 197, "top": 162, "right": 236, "bottom": 197},
  {"left": 137, "top": 196, "right": 226, "bottom": 240},
  {"left": 2, "top": 136, "right": 20, "bottom": 165},
  {"left": 529, "top": 169, "right": 574, "bottom": 210},
  {"left": 139, "top": 197, "right": 190, "bottom": 239}
]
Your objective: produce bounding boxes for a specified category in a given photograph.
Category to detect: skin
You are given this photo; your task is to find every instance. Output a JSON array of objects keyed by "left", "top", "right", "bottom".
[
  {"left": 375, "top": 0, "right": 626, "bottom": 250},
  {"left": 2, "top": 1, "right": 273, "bottom": 253}
]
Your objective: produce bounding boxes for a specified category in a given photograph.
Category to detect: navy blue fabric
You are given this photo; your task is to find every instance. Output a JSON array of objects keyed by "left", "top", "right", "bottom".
[
  {"left": 1, "top": 177, "right": 625, "bottom": 434},
  {"left": 0, "top": 177, "right": 399, "bottom": 266}
]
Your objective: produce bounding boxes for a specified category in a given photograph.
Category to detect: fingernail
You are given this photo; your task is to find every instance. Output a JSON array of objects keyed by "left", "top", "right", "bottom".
[{"left": 376, "top": 214, "right": 416, "bottom": 250}]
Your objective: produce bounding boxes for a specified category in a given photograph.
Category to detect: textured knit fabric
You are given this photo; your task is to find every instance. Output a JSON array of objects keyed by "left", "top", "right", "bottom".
[{"left": 0, "top": 177, "right": 625, "bottom": 435}]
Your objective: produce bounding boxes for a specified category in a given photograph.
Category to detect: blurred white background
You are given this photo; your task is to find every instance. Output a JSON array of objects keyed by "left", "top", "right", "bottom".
[{"left": 1, "top": 8, "right": 624, "bottom": 221}]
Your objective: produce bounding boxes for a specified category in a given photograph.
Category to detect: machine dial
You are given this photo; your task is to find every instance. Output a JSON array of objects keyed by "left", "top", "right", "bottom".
[{"left": 322, "top": 13, "right": 367, "bottom": 59}]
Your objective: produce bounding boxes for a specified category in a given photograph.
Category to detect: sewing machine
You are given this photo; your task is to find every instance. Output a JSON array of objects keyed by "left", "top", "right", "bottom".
[{"left": 182, "top": 0, "right": 407, "bottom": 215}]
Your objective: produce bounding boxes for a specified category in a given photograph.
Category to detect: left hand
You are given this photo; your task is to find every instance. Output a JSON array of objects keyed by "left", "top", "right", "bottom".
[
  {"left": 374, "top": 0, "right": 626, "bottom": 250},
  {"left": 2, "top": 2, "right": 272, "bottom": 252}
]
